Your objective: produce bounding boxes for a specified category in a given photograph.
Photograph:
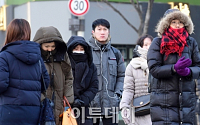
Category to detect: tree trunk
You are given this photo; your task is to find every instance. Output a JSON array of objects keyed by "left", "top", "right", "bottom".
[{"left": 142, "top": 0, "right": 154, "bottom": 36}]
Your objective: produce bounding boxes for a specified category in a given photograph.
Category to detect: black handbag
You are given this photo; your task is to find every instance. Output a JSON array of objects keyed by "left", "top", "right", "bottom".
[
  {"left": 133, "top": 94, "right": 150, "bottom": 116},
  {"left": 38, "top": 61, "right": 56, "bottom": 125}
]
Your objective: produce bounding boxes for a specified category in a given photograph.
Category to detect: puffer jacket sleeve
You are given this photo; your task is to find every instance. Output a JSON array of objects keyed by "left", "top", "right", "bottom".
[
  {"left": 40, "top": 58, "right": 50, "bottom": 92},
  {"left": 114, "top": 51, "right": 126, "bottom": 96},
  {"left": 120, "top": 64, "right": 135, "bottom": 109},
  {"left": 63, "top": 53, "right": 74, "bottom": 104},
  {"left": 188, "top": 37, "right": 200, "bottom": 79},
  {"left": 147, "top": 37, "right": 174, "bottom": 79},
  {"left": 0, "top": 53, "right": 9, "bottom": 94},
  {"left": 80, "top": 64, "right": 98, "bottom": 106}
]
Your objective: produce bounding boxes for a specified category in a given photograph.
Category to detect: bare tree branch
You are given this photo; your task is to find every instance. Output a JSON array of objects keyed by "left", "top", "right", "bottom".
[
  {"left": 130, "top": 0, "right": 142, "bottom": 17},
  {"left": 130, "top": 0, "right": 144, "bottom": 36},
  {"left": 136, "top": 0, "right": 140, "bottom": 8},
  {"left": 103, "top": 0, "right": 138, "bottom": 32},
  {"left": 98, "top": 0, "right": 154, "bottom": 37}
]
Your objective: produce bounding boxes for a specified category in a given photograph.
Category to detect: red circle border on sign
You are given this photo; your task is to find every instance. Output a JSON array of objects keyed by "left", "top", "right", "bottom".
[{"left": 69, "top": 0, "right": 90, "bottom": 16}]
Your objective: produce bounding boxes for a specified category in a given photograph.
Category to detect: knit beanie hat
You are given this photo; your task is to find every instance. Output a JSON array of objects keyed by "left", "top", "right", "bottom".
[{"left": 163, "top": 9, "right": 179, "bottom": 17}]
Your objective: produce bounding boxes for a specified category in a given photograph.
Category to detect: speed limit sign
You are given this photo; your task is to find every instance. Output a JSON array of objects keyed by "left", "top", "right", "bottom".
[{"left": 68, "top": 0, "right": 90, "bottom": 16}]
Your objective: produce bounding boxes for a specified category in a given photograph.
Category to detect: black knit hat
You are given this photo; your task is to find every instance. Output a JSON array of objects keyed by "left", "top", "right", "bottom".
[{"left": 163, "top": 9, "right": 179, "bottom": 17}]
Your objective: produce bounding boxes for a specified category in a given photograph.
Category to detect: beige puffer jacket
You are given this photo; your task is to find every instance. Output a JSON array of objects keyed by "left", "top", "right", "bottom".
[
  {"left": 33, "top": 26, "right": 74, "bottom": 125},
  {"left": 120, "top": 46, "right": 151, "bottom": 125},
  {"left": 120, "top": 58, "right": 149, "bottom": 108}
]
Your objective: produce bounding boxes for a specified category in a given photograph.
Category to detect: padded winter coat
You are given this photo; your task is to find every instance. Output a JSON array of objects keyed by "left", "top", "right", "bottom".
[
  {"left": 33, "top": 26, "right": 74, "bottom": 125},
  {"left": 67, "top": 36, "right": 98, "bottom": 125},
  {"left": 147, "top": 10, "right": 200, "bottom": 125},
  {"left": 120, "top": 46, "right": 151, "bottom": 125},
  {"left": 0, "top": 40, "right": 50, "bottom": 125},
  {"left": 88, "top": 36, "right": 125, "bottom": 115},
  {"left": 148, "top": 36, "right": 200, "bottom": 125}
]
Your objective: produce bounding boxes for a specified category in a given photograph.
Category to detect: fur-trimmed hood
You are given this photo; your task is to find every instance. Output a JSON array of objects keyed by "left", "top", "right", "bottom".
[{"left": 156, "top": 11, "right": 194, "bottom": 36}]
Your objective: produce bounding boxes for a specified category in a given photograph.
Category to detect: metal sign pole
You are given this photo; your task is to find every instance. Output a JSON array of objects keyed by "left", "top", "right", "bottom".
[{"left": 71, "top": 14, "right": 78, "bottom": 36}]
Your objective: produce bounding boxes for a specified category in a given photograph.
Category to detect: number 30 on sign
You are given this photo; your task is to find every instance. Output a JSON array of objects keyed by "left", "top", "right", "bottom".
[{"left": 68, "top": 0, "right": 90, "bottom": 16}]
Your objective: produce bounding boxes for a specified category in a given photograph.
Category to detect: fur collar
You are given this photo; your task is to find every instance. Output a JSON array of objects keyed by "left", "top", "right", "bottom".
[{"left": 156, "top": 11, "right": 194, "bottom": 36}]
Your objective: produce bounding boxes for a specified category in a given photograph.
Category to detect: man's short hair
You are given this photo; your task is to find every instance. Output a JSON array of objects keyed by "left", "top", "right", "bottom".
[{"left": 92, "top": 19, "right": 110, "bottom": 30}]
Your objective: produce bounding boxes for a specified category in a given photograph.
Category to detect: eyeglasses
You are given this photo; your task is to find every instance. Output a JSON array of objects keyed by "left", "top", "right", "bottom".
[{"left": 170, "top": 21, "right": 184, "bottom": 27}]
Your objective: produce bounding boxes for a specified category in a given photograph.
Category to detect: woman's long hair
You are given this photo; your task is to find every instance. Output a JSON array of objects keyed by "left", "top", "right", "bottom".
[{"left": 4, "top": 19, "right": 31, "bottom": 45}]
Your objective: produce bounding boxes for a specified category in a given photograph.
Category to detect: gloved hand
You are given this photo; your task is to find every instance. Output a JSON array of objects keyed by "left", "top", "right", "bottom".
[
  {"left": 115, "top": 92, "right": 122, "bottom": 98},
  {"left": 73, "top": 99, "right": 84, "bottom": 108},
  {"left": 121, "top": 107, "right": 130, "bottom": 124},
  {"left": 177, "top": 67, "right": 191, "bottom": 76},
  {"left": 174, "top": 56, "right": 192, "bottom": 72}
]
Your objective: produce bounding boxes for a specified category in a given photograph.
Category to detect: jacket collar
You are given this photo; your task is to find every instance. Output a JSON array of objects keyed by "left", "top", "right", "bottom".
[{"left": 88, "top": 36, "right": 111, "bottom": 51}]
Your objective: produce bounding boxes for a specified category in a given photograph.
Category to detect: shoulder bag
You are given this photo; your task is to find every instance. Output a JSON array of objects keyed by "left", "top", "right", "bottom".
[
  {"left": 59, "top": 96, "right": 77, "bottom": 125},
  {"left": 132, "top": 94, "right": 150, "bottom": 116},
  {"left": 38, "top": 60, "right": 56, "bottom": 125}
]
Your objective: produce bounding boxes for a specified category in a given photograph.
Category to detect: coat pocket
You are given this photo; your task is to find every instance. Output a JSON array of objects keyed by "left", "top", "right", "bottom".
[
  {"left": 95, "top": 64, "right": 100, "bottom": 76},
  {"left": 90, "top": 92, "right": 100, "bottom": 107},
  {"left": 93, "top": 60, "right": 101, "bottom": 76},
  {"left": 108, "top": 60, "right": 117, "bottom": 76},
  {"left": 107, "top": 89, "right": 120, "bottom": 107},
  {"left": 107, "top": 60, "right": 117, "bottom": 91}
]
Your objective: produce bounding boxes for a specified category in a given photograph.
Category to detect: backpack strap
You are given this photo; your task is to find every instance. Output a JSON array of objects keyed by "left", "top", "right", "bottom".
[{"left": 111, "top": 46, "right": 120, "bottom": 64}]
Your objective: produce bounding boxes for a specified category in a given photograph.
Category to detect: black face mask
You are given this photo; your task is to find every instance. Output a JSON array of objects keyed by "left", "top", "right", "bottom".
[
  {"left": 71, "top": 53, "right": 87, "bottom": 63},
  {"left": 41, "top": 49, "right": 57, "bottom": 60}
]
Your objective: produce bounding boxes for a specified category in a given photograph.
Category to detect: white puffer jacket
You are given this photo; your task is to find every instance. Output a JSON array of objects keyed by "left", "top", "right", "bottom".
[{"left": 120, "top": 46, "right": 152, "bottom": 125}]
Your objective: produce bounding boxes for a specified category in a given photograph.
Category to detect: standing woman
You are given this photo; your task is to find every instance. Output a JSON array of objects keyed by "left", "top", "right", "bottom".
[
  {"left": 0, "top": 19, "right": 50, "bottom": 124},
  {"left": 33, "top": 26, "right": 74, "bottom": 125},
  {"left": 120, "top": 34, "right": 153, "bottom": 125},
  {"left": 147, "top": 9, "right": 200, "bottom": 124},
  {"left": 67, "top": 36, "right": 98, "bottom": 125}
]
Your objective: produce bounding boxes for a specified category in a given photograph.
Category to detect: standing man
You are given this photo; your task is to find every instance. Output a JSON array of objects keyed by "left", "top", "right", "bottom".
[{"left": 88, "top": 18, "right": 125, "bottom": 125}]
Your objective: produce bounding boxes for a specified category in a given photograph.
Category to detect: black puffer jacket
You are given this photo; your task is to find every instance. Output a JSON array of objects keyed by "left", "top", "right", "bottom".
[
  {"left": 148, "top": 36, "right": 200, "bottom": 125},
  {"left": 147, "top": 10, "right": 200, "bottom": 125},
  {"left": 67, "top": 36, "right": 98, "bottom": 125},
  {"left": 67, "top": 36, "right": 98, "bottom": 106}
]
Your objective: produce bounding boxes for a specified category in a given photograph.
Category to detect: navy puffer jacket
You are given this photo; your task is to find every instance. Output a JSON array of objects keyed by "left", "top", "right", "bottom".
[{"left": 0, "top": 40, "right": 50, "bottom": 125}]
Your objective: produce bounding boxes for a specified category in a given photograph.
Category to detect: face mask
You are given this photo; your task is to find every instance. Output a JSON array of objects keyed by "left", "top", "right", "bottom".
[
  {"left": 72, "top": 51, "right": 85, "bottom": 54},
  {"left": 41, "top": 49, "right": 57, "bottom": 61}
]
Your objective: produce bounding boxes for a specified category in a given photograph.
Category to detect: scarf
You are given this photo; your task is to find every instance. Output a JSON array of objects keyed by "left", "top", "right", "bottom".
[
  {"left": 160, "top": 26, "right": 189, "bottom": 59},
  {"left": 41, "top": 49, "right": 57, "bottom": 61},
  {"left": 137, "top": 45, "right": 148, "bottom": 60},
  {"left": 130, "top": 46, "right": 149, "bottom": 78},
  {"left": 71, "top": 53, "right": 88, "bottom": 63},
  {"left": 70, "top": 53, "right": 89, "bottom": 89}
]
